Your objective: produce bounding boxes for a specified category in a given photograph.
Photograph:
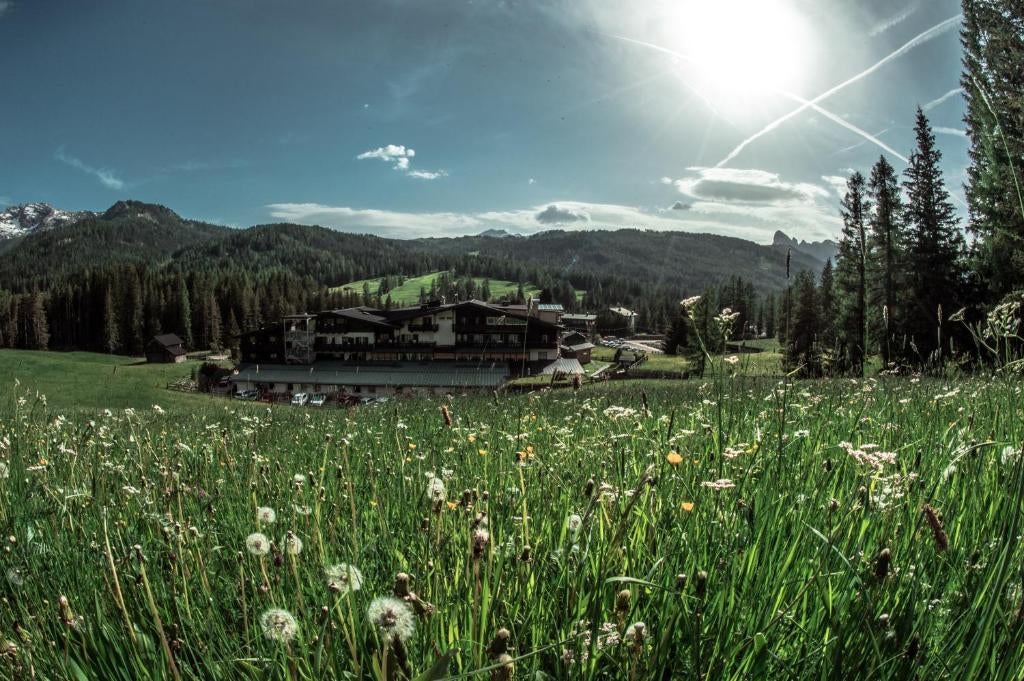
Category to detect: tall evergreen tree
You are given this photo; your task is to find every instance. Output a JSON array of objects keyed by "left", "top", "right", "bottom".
[
  {"left": 102, "top": 285, "right": 119, "bottom": 354},
  {"left": 786, "top": 270, "right": 821, "bottom": 376},
  {"left": 902, "top": 107, "right": 967, "bottom": 363},
  {"left": 175, "top": 274, "right": 193, "bottom": 348},
  {"left": 818, "top": 259, "right": 837, "bottom": 352},
  {"left": 836, "top": 171, "right": 870, "bottom": 375},
  {"left": 866, "top": 155, "right": 905, "bottom": 367},
  {"left": 961, "top": 0, "right": 1024, "bottom": 298}
]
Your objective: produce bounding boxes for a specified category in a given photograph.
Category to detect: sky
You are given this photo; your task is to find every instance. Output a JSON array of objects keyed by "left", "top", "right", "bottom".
[{"left": 0, "top": 0, "right": 969, "bottom": 243}]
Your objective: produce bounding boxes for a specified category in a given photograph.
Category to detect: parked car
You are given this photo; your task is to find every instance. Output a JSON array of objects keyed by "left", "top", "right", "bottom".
[
  {"left": 291, "top": 392, "right": 309, "bottom": 406},
  {"left": 310, "top": 393, "right": 326, "bottom": 407},
  {"left": 234, "top": 390, "right": 259, "bottom": 401}
]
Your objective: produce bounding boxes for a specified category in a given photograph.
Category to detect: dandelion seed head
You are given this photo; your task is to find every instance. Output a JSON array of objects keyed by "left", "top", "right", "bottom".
[
  {"left": 257, "top": 506, "right": 276, "bottom": 524},
  {"left": 367, "top": 596, "right": 415, "bottom": 641},
  {"left": 326, "top": 563, "right": 364, "bottom": 595},
  {"left": 245, "top": 532, "right": 270, "bottom": 556},
  {"left": 283, "top": 532, "right": 303, "bottom": 555},
  {"left": 260, "top": 608, "right": 298, "bottom": 643}
]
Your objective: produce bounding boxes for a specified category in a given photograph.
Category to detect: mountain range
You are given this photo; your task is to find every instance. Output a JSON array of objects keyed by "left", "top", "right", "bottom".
[{"left": 0, "top": 200, "right": 833, "bottom": 296}]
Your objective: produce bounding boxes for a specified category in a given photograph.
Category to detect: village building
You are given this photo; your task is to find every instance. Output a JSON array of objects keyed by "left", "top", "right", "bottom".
[
  {"left": 560, "top": 331, "right": 595, "bottom": 365},
  {"left": 146, "top": 334, "right": 187, "bottom": 363},
  {"left": 607, "top": 306, "right": 639, "bottom": 335},
  {"left": 233, "top": 299, "right": 564, "bottom": 397},
  {"left": 562, "top": 313, "right": 597, "bottom": 336}
]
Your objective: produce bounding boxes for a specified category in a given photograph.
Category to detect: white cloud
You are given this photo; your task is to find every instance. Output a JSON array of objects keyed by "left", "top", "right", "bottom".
[
  {"left": 407, "top": 169, "right": 448, "bottom": 180},
  {"left": 661, "top": 167, "right": 842, "bottom": 240},
  {"left": 821, "top": 175, "right": 850, "bottom": 198},
  {"left": 357, "top": 143, "right": 448, "bottom": 179},
  {"left": 357, "top": 144, "right": 416, "bottom": 171},
  {"left": 670, "top": 167, "right": 830, "bottom": 205},
  {"left": 869, "top": 2, "right": 919, "bottom": 37},
  {"left": 535, "top": 204, "right": 589, "bottom": 224},
  {"left": 528, "top": 178, "right": 536, "bottom": 185},
  {"left": 55, "top": 147, "right": 125, "bottom": 190},
  {"left": 266, "top": 188, "right": 838, "bottom": 242}
]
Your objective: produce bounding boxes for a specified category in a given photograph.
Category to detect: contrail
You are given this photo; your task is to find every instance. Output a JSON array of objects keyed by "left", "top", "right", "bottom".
[
  {"left": 923, "top": 87, "right": 964, "bottom": 111},
  {"left": 782, "top": 91, "right": 909, "bottom": 162},
  {"left": 610, "top": 34, "right": 911, "bottom": 164},
  {"left": 715, "top": 14, "right": 962, "bottom": 167}
]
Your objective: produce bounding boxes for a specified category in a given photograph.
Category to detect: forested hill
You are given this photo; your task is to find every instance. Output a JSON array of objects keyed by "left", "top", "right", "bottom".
[
  {"left": 0, "top": 200, "right": 229, "bottom": 286},
  {"left": 0, "top": 199, "right": 828, "bottom": 353},
  {"left": 410, "top": 229, "right": 823, "bottom": 293}
]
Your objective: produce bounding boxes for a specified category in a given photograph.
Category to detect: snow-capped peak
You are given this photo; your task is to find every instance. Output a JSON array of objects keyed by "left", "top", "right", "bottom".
[{"left": 0, "top": 202, "right": 93, "bottom": 240}]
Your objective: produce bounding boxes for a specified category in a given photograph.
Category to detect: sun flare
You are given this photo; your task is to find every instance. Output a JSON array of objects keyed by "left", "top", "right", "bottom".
[{"left": 672, "top": 0, "right": 808, "bottom": 103}]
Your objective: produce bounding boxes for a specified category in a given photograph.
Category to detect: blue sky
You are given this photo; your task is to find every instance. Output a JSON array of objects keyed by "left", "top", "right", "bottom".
[{"left": 0, "top": 0, "right": 968, "bottom": 242}]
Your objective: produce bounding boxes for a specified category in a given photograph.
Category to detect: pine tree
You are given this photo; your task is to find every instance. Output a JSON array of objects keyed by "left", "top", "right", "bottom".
[
  {"left": 127, "top": 270, "right": 145, "bottom": 354},
  {"left": 902, "top": 107, "right": 967, "bottom": 364},
  {"left": 866, "top": 155, "right": 905, "bottom": 367},
  {"left": 961, "top": 0, "right": 1024, "bottom": 298},
  {"left": 102, "top": 285, "right": 119, "bottom": 354},
  {"left": 818, "top": 259, "right": 836, "bottom": 352},
  {"left": 786, "top": 270, "right": 821, "bottom": 376},
  {"left": 835, "top": 171, "right": 870, "bottom": 375},
  {"left": 226, "top": 308, "right": 241, "bottom": 357},
  {"left": 175, "top": 274, "right": 193, "bottom": 348}
]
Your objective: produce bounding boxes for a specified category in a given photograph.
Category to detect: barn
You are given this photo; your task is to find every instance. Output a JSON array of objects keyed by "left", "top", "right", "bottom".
[{"left": 146, "top": 334, "right": 187, "bottom": 363}]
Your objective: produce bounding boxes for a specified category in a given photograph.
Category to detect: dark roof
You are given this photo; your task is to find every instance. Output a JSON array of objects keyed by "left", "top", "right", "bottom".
[
  {"left": 320, "top": 308, "right": 397, "bottom": 328},
  {"left": 539, "top": 357, "right": 584, "bottom": 375},
  {"left": 230, "top": 361, "right": 508, "bottom": 388},
  {"left": 151, "top": 334, "right": 185, "bottom": 348},
  {"left": 562, "top": 341, "right": 595, "bottom": 353}
]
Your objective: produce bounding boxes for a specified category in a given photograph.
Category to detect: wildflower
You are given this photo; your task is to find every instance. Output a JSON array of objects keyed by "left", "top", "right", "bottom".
[
  {"left": 665, "top": 451, "right": 683, "bottom": 465},
  {"left": 245, "top": 532, "right": 270, "bottom": 556},
  {"left": 5, "top": 568, "right": 24, "bottom": 587},
  {"left": 367, "top": 596, "right": 416, "bottom": 642},
  {"left": 473, "top": 528, "right": 491, "bottom": 558},
  {"left": 0, "top": 461, "right": 8, "bottom": 479},
  {"left": 680, "top": 296, "right": 701, "bottom": 312},
  {"left": 680, "top": 501, "right": 695, "bottom": 512},
  {"left": 257, "top": 507, "right": 276, "bottom": 524},
  {"left": 293, "top": 504, "right": 312, "bottom": 516},
  {"left": 408, "top": 443, "right": 417, "bottom": 451},
  {"left": 724, "top": 355, "right": 739, "bottom": 365},
  {"left": 260, "top": 608, "right": 299, "bottom": 643},
  {"left": 326, "top": 563, "right": 364, "bottom": 595},
  {"left": 624, "top": 621, "right": 646, "bottom": 647},
  {"left": 567, "top": 513, "right": 583, "bottom": 535},
  {"left": 701, "top": 479, "right": 736, "bottom": 490},
  {"left": 427, "top": 476, "right": 446, "bottom": 503},
  {"left": 282, "top": 532, "right": 303, "bottom": 555},
  {"left": 152, "top": 404, "right": 165, "bottom": 415},
  {"left": 292, "top": 473, "right": 307, "bottom": 486}
]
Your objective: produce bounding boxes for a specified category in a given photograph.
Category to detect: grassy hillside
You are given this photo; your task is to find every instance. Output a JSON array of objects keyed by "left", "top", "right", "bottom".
[
  {"left": 332, "top": 270, "right": 541, "bottom": 305},
  {"left": 0, "top": 350, "right": 215, "bottom": 412},
  {"left": 1, "top": 371, "right": 1020, "bottom": 678}
]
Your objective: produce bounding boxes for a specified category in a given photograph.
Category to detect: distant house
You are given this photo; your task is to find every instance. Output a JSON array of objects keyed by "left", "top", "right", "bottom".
[
  {"left": 562, "top": 313, "right": 597, "bottom": 336},
  {"left": 560, "top": 331, "right": 595, "bottom": 365},
  {"left": 147, "top": 334, "right": 187, "bottom": 363},
  {"left": 535, "top": 303, "right": 564, "bottom": 325},
  {"left": 607, "top": 307, "right": 638, "bottom": 335}
]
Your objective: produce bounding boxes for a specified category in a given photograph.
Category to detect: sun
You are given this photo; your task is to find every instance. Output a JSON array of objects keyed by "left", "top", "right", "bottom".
[{"left": 671, "top": 0, "right": 808, "bottom": 104}]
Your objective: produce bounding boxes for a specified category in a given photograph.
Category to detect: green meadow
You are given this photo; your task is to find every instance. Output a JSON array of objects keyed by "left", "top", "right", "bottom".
[
  {"left": 2, "top": 348, "right": 1023, "bottom": 679},
  {"left": 332, "top": 271, "right": 541, "bottom": 306}
]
